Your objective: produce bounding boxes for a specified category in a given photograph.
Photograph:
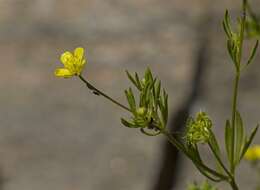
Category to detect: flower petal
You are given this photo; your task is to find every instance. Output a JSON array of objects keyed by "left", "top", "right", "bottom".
[
  {"left": 60, "top": 51, "right": 73, "bottom": 67},
  {"left": 54, "top": 68, "right": 74, "bottom": 78},
  {"left": 74, "top": 47, "right": 84, "bottom": 60}
]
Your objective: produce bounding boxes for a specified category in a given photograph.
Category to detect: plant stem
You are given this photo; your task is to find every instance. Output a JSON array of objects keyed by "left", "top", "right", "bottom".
[
  {"left": 209, "top": 143, "right": 232, "bottom": 178},
  {"left": 230, "top": 72, "right": 240, "bottom": 173},
  {"left": 78, "top": 75, "right": 131, "bottom": 112},
  {"left": 161, "top": 129, "right": 185, "bottom": 153},
  {"left": 229, "top": 178, "right": 239, "bottom": 190},
  {"left": 230, "top": 0, "right": 247, "bottom": 174},
  {"left": 162, "top": 129, "right": 228, "bottom": 181},
  {"left": 209, "top": 143, "right": 239, "bottom": 189}
]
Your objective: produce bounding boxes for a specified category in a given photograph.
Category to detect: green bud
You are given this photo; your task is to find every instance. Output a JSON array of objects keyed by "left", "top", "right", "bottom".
[{"left": 136, "top": 107, "right": 146, "bottom": 116}]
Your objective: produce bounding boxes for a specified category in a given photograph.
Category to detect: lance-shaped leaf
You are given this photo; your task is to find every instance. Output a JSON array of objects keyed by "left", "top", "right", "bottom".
[
  {"left": 225, "top": 120, "right": 232, "bottom": 165},
  {"left": 158, "top": 89, "right": 168, "bottom": 126},
  {"left": 227, "top": 40, "right": 237, "bottom": 65},
  {"left": 246, "top": 40, "right": 259, "bottom": 66},
  {"left": 208, "top": 130, "right": 225, "bottom": 175},
  {"left": 125, "top": 88, "right": 136, "bottom": 112},
  {"left": 234, "top": 111, "right": 245, "bottom": 165},
  {"left": 144, "top": 67, "right": 153, "bottom": 83},
  {"left": 240, "top": 124, "right": 259, "bottom": 161},
  {"left": 126, "top": 70, "right": 142, "bottom": 90},
  {"left": 121, "top": 118, "right": 138, "bottom": 128},
  {"left": 134, "top": 72, "right": 142, "bottom": 90},
  {"left": 156, "top": 81, "right": 161, "bottom": 101},
  {"left": 223, "top": 10, "right": 232, "bottom": 38},
  {"left": 209, "top": 131, "right": 222, "bottom": 159}
]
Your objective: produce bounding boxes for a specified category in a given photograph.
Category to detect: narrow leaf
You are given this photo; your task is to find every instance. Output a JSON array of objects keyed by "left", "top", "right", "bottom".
[
  {"left": 240, "top": 124, "right": 259, "bottom": 160},
  {"left": 223, "top": 21, "right": 231, "bottom": 38},
  {"left": 227, "top": 40, "right": 238, "bottom": 69},
  {"left": 144, "top": 67, "right": 153, "bottom": 82},
  {"left": 163, "top": 90, "right": 168, "bottom": 124},
  {"left": 234, "top": 111, "right": 245, "bottom": 165},
  {"left": 209, "top": 131, "right": 221, "bottom": 158},
  {"left": 156, "top": 81, "right": 161, "bottom": 100},
  {"left": 208, "top": 131, "right": 224, "bottom": 175},
  {"left": 224, "top": 10, "right": 232, "bottom": 36},
  {"left": 126, "top": 70, "right": 139, "bottom": 89},
  {"left": 121, "top": 118, "right": 138, "bottom": 128},
  {"left": 134, "top": 72, "right": 142, "bottom": 90},
  {"left": 225, "top": 120, "right": 232, "bottom": 164},
  {"left": 247, "top": 40, "right": 259, "bottom": 66},
  {"left": 125, "top": 88, "right": 136, "bottom": 112}
]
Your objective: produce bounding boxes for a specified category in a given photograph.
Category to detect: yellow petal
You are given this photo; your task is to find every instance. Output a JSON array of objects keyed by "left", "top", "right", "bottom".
[
  {"left": 81, "top": 59, "right": 86, "bottom": 66},
  {"left": 244, "top": 146, "right": 260, "bottom": 161},
  {"left": 60, "top": 51, "right": 73, "bottom": 67},
  {"left": 54, "top": 68, "right": 74, "bottom": 78},
  {"left": 255, "top": 146, "right": 260, "bottom": 157},
  {"left": 74, "top": 47, "right": 84, "bottom": 60}
]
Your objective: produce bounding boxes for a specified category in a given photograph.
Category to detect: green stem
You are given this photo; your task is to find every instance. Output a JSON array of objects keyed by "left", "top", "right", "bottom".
[
  {"left": 229, "top": 178, "right": 239, "bottom": 190},
  {"left": 162, "top": 129, "right": 228, "bottom": 181},
  {"left": 238, "top": 0, "right": 246, "bottom": 66},
  {"left": 209, "top": 143, "right": 239, "bottom": 189},
  {"left": 230, "top": 73, "right": 240, "bottom": 173},
  {"left": 209, "top": 143, "right": 232, "bottom": 178},
  {"left": 230, "top": 0, "right": 246, "bottom": 174},
  {"left": 78, "top": 75, "right": 131, "bottom": 112},
  {"left": 161, "top": 129, "right": 186, "bottom": 153}
]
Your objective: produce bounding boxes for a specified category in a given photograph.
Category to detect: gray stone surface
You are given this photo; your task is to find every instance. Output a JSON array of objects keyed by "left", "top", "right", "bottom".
[{"left": 0, "top": 0, "right": 259, "bottom": 190}]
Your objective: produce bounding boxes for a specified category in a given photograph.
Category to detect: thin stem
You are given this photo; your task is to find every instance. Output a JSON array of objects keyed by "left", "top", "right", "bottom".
[
  {"left": 238, "top": 0, "right": 246, "bottom": 66},
  {"left": 161, "top": 129, "right": 185, "bottom": 153},
  {"left": 208, "top": 143, "right": 232, "bottom": 178},
  {"left": 230, "top": 73, "right": 240, "bottom": 173},
  {"left": 162, "top": 129, "right": 228, "bottom": 181},
  {"left": 230, "top": 0, "right": 247, "bottom": 174},
  {"left": 78, "top": 75, "right": 131, "bottom": 112},
  {"left": 209, "top": 143, "right": 239, "bottom": 189},
  {"left": 229, "top": 178, "right": 239, "bottom": 190}
]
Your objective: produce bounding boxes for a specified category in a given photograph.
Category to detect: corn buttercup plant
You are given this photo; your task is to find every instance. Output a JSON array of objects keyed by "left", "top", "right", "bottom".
[{"left": 54, "top": 0, "right": 259, "bottom": 189}]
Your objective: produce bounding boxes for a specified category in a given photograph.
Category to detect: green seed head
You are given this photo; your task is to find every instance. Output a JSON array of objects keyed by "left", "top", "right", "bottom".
[{"left": 186, "top": 112, "right": 213, "bottom": 145}]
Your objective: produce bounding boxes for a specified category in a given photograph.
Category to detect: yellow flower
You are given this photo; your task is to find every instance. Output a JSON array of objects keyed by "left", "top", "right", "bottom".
[
  {"left": 244, "top": 145, "right": 260, "bottom": 161},
  {"left": 55, "top": 47, "right": 86, "bottom": 78}
]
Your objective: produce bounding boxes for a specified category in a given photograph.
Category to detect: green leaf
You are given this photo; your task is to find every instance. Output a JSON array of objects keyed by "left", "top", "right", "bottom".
[
  {"left": 209, "top": 131, "right": 221, "bottom": 159},
  {"left": 225, "top": 120, "right": 232, "bottom": 165},
  {"left": 144, "top": 67, "right": 153, "bottom": 82},
  {"left": 246, "top": 40, "right": 259, "bottom": 66},
  {"left": 134, "top": 72, "right": 142, "bottom": 90},
  {"left": 156, "top": 81, "right": 161, "bottom": 100},
  {"left": 240, "top": 124, "right": 259, "bottom": 161},
  {"left": 208, "top": 131, "right": 225, "bottom": 175},
  {"left": 152, "top": 78, "right": 157, "bottom": 106},
  {"left": 234, "top": 111, "right": 245, "bottom": 165},
  {"left": 126, "top": 70, "right": 139, "bottom": 89},
  {"left": 227, "top": 40, "right": 235, "bottom": 62},
  {"left": 223, "top": 21, "right": 231, "bottom": 38},
  {"left": 223, "top": 10, "right": 232, "bottom": 37},
  {"left": 163, "top": 90, "right": 168, "bottom": 124},
  {"left": 158, "top": 89, "right": 168, "bottom": 126},
  {"left": 121, "top": 118, "right": 138, "bottom": 128},
  {"left": 125, "top": 88, "right": 136, "bottom": 112}
]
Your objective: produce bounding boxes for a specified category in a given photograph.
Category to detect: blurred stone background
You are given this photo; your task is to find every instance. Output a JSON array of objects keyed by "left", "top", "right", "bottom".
[{"left": 0, "top": 0, "right": 259, "bottom": 190}]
